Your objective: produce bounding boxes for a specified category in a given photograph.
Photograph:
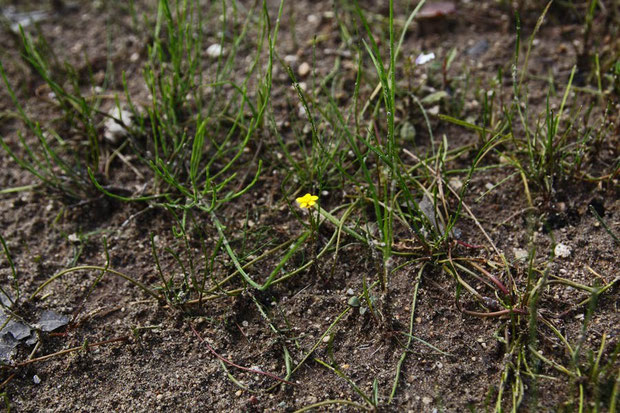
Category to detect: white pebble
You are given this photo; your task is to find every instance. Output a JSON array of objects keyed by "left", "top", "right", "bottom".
[
  {"left": 298, "top": 62, "right": 311, "bottom": 77},
  {"left": 307, "top": 14, "right": 319, "bottom": 25},
  {"left": 206, "top": 43, "right": 223, "bottom": 58},
  {"left": 554, "top": 243, "right": 571, "bottom": 258},
  {"left": 448, "top": 177, "right": 463, "bottom": 191},
  {"left": 513, "top": 248, "right": 529, "bottom": 261}
]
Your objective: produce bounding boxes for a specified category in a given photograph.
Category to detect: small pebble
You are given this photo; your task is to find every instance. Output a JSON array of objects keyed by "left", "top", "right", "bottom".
[
  {"left": 307, "top": 14, "right": 319, "bottom": 24},
  {"left": 554, "top": 243, "right": 571, "bottom": 258},
  {"left": 448, "top": 177, "right": 463, "bottom": 191},
  {"left": 298, "top": 62, "right": 311, "bottom": 77},
  {"left": 512, "top": 248, "right": 529, "bottom": 261},
  {"left": 298, "top": 105, "right": 307, "bottom": 118},
  {"left": 33, "top": 375, "right": 41, "bottom": 384},
  {"left": 206, "top": 43, "right": 223, "bottom": 58},
  {"left": 422, "top": 396, "right": 432, "bottom": 405},
  {"left": 322, "top": 335, "right": 331, "bottom": 343}
]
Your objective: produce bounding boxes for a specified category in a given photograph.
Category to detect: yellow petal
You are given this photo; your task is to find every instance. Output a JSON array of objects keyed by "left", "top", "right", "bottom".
[{"left": 295, "top": 193, "right": 318, "bottom": 208}]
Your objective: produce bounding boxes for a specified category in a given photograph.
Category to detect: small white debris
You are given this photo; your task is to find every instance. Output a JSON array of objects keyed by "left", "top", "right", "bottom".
[
  {"left": 485, "top": 182, "right": 495, "bottom": 191},
  {"left": 346, "top": 288, "right": 355, "bottom": 296},
  {"left": 33, "top": 375, "right": 41, "bottom": 384},
  {"left": 103, "top": 106, "right": 133, "bottom": 144},
  {"left": 415, "top": 52, "right": 435, "bottom": 65},
  {"left": 298, "top": 62, "right": 311, "bottom": 77},
  {"left": 448, "top": 177, "right": 463, "bottom": 191},
  {"left": 422, "top": 396, "right": 433, "bottom": 405},
  {"left": 68, "top": 233, "right": 80, "bottom": 243},
  {"left": 71, "top": 42, "right": 84, "bottom": 54},
  {"left": 307, "top": 14, "right": 320, "bottom": 25},
  {"left": 554, "top": 243, "right": 571, "bottom": 258},
  {"left": 428, "top": 105, "right": 440, "bottom": 115},
  {"left": 298, "top": 105, "right": 307, "bottom": 118},
  {"left": 284, "top": 54, "right": 298, "bottom": 64},
  {"left": 206, "top": 43, "right": 223, "bottom": 58},
  {"left": 512, "top": 248, "right": 529, "bottom": 261},
  {"left": 322, "top": 335, "right": 331, "bottom": 343},
  {"left": 130, "top": 52, "right": 140, "bottom": 62}
]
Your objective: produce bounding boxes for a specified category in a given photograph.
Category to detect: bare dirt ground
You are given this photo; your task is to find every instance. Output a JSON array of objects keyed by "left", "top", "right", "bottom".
[{"left": 0, "top": 0, "right": 618, "bottom": 412}]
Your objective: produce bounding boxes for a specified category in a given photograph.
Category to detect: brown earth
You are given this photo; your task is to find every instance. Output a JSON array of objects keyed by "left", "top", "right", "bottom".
[{"left": 0, "top": 0, "right": 618, "bottom": 412}]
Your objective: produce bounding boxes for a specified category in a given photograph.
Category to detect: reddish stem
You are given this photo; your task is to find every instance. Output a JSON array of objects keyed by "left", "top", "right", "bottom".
[{"left": 455, "top": 240, "right": 484, "bottom": 249}]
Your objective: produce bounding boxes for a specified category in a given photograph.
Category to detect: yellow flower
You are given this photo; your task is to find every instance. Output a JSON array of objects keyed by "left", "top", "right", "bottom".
[{"left": 296, "top": 193, "right": 318, "bottom": 209}]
